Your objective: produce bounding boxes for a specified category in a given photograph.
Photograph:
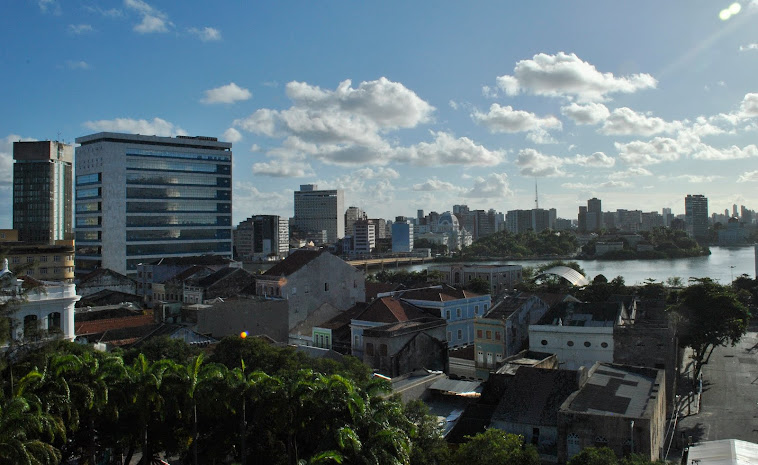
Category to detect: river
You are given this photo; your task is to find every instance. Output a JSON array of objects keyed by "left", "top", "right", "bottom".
[{"left": 398, "top": 245, "right": 758, "bottom": 285}]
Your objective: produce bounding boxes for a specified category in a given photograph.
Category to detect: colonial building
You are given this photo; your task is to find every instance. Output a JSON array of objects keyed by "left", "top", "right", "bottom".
[
  {"left": 431, "top": 264, "right": 523, "bottom": 296},
  {"left": 362, "top": 317, "right": 448, "bottom": 377}
]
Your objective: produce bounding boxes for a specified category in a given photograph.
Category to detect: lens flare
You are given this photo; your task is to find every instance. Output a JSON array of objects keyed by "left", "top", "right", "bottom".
[
  {"left": 719, "top": 8, "right": 731, "bottom": 20},
  {"left": 240, "top": 331, "right": 248, "bottom": 339},
  {"left": 729, "top": 2, "right": 741, "bottom": 14}
]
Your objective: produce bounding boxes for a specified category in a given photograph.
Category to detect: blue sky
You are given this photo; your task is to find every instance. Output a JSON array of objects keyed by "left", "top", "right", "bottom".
[{"left": 2, "top": 0, "right": 758, "bottom": 227}]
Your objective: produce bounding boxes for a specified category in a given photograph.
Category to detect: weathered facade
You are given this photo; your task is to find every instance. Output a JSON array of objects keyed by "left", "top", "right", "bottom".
[
  {"left": 76, "top": 268, "right": 136, "bottom": 297},
  {"left": 361, "top": 317, "right": 448, "bottom": 377}
]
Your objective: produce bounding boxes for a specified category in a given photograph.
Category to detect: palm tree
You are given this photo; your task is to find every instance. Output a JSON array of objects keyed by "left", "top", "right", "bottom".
[{"left": 0, "top": 396, "right": 63, "bottom": 465}]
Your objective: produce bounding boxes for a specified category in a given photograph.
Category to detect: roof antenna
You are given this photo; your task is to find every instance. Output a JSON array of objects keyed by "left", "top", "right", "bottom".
[{"left": 535, "top": 178, "right": 539, "bottom": 209}]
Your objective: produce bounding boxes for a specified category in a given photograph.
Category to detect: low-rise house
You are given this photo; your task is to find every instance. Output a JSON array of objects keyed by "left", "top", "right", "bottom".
[
  {"left": 76, "top": 268, "right": 137, "bottom": 297},
  {"left": 154, "top": 265, "right": 214, "bottom": 303},
  {"left": 474, "top": 293, "right": 576, "bottom": 379},
  {"left": 430, "top": 264, "right": 523, "bottom": 296},
  {"left": 312, "top": 302, "right": 368, "bottom": 353},
  {"left": 182, "top": 267, "right": 254, "bottom": 304},
  {"left": 529, "top": 301, "right": 632, "bottom": 370},
  {"left": 557, "top": 363, "right": 666, "bottom": 463},
  {"left": 362, "top": 317, "right": 448, "bottom": 377},
  {"left": 393, "top": 284, "right": 491, "bottom": 348},
  {"left": 256, "top": 249, "right": 365, "bottom": 330},
  {"left": 350, "top": 296, "right": 429, "bottom": 358}
]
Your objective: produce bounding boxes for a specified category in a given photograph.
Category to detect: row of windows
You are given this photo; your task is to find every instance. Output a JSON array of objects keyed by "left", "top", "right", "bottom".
[
  {"left": 77, "top": 187, "right": 101, "bottom": 199},
  {"left": 476, "top": 351, "right": 503, "bottom": 367},
  {"left": 127, "top": 158, "right": 229, "bottom": 174},
  {"left": 126, "top": 215, "right": 231, "bottom": 227},
  {"left": 540, "top": 339, "right": 609, "bottom": 348},
  {"left": 126, "top": 241, "right": 231, "bottom": 256},
  {"left": 126, "top": 228, "right": 231, "bottom": 242},
  {"left": 11, "top": 255, "right": 69, "bottom": 264},
  {"left": 127, "top": 149, "right": 230, "bottom": 163},
  {"left": 76, "top": 231, "right": 101, "bottom": 241},
  {"left": 444, "top": 303, "right": 487, "bottom": 320},
  {"left": 446, "top": 329, "right": 465, "bottom": 341},
  {"left": 127, "top": 201, "right": 231, "bottom": 213},
  {"left": 126, "top": 187, "right": 231, "bottom": 200},
  {"left": 126, "top": 173, "right": 230, "bottom": 187},
  {"left": 76, "top": 173, "right": 101, "bottom": 185},
  {"left": 23, "top": 267, "right": 73, "bottom": 276},
  {"left": 76, "top": 216, "right": 101, "bottom": 227},
  {"left": 476, "top": 329, "right": 502, "bottom": 341},
  {"left": 76, "top": 201, "right": 101, "bottom": 213}
]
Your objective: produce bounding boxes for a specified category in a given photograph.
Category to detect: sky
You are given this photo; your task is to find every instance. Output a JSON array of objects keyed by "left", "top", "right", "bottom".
[{"left": 2, "top": 1, "right": 758, "bottom": 227}]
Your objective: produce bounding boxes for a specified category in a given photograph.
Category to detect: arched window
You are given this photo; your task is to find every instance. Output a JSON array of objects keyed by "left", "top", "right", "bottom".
[{"left": 48, "top": 312, "right": 61, "bottom": 330}]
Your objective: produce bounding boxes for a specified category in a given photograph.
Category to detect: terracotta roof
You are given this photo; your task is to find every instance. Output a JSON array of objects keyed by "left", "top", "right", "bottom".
[
  {"left": 261, "top": 249, "right": 325, "bottom": 278},
  {"left": 75, "top": 314, "right": 156, "bottom": 336},
  {"left": 354, "top": 296, "right": 428, "bottom": 324},
  {"left": 398, "top": 284, "right": 482, "bottom": 302}
]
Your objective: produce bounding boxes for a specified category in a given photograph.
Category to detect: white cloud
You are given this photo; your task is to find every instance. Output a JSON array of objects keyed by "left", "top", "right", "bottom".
[
  {"left": 562, "top": 180, "right": 632, "bottom": 189},
  {"left": 251, "top": 161, "right": 314, "bottom": 178},
  {"left": 413, "top": 178, "right": 464, "bottom": 192},
  {"left": 495, "top": 52, "right": 657, "bottom": 102},
  {"left": 608, "top": 167, "right": 653, "bottom": 180},
  {"left": 202, "top": 83, "right": 252, "bottom": 104},
  {"left": 393, "top": 131, "right": 506, "bottom": 167},
  {"left": 125, "top": 0, "right": 171, "bottom": 33},
  {"left": 616, "top": 137, "right": 688, "bottom": 165},
  {"left": 740, "top": 43, "right": 758, "bottom": 51},
  {"left": 464, "top": 173, "right": 513, "bottom": 198},
  {"left": 571, "top": 151, "right": 615, "bottom": 168},
  {"left": 561, "top": 102, "right": 610, "bottom": 125},
  {"left": 599, "top": 107, "right": 682, "bottom": 136},
  {"left": 249, "top": 144, "right": 262, "bottom": 152},
  {"left": 663, "top": 174, "right": 723, "bottom": 183},
  {"left": 740, "top": 93, "right": 758, "bottom": 117},
  {"left": 449, "top": 100, "right": 459, "bottom": 110},
  {"left": 691, "top": 143, "right": 758, "bottom": 160},
  {"left": 472, "top": 103, "right": 562, "bottom": 134},
  {"left": 65, "top": 60, "right": 91, "bottom": 70},
  {"left": 85, "top": 6, "right": 123, "bottom": 17},
  {"left": 38, "top": 0, "right": 61, "bottom": 14},
  {"left": 515, "top": 148, "right": 568, "bottom": 177},
  {"left": 83, "top": 117, "right": 186, "bottom": 137},
  {"left": 737, "top": 170, "right": 758, "bottom": 182},
  {"left": 68, "top": 24, "right": 94, "bottom": 34},
  {"left": 188, "top": 27, "right": 221, "bottom": 42},
  {"left": 222, "top": 128, "right": 242, "bottom": 143},
  {"left": 482, "top": 85, "right": 498, "bottom": 98},
  {"left": 233, "top": 181, "right": 290, "bottom": 220},
  {"left": 353, "top": 167, "right": 399, "bottom": 180}
]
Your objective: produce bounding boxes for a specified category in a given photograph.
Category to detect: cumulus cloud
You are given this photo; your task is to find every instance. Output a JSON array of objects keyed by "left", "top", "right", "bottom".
[
  {"left": 68, "top": 24, "right": 93, "bottom": 34},
  {"left": 353, "top": 167, "right": 399, "bottom": 180},
  {"left": 516, "top": 148, "right": 568, "bottom": 177},
  {"left": 691, "top": 143, "right": 758, "bottom": 160},
  {"left": 251, "top": 161, "right": 314, "bottom": 178},
  {"left": 740, "top": 93, "right": 758, "bottom": 117},
  {"left": 608, "top": 167, "right": 653, "bottom": 180},
  {"left": 83, "top": 117, "right": 186, "bottom": 137},
  {"left": 571, "top": 151, "right": 615, "bottom": 167},
  {"left": 664, "top": 174, "right": 723, "bottom": 183},
  {"left": 38, "top": 0, "right": 61, "bottom": 14},
  {"left": 562, "top": 180, "right": 632, "bottom": 189},
  {"left": 737, "top": 170, "right": 758, "bottom": 182},
  {"left": 495, "top": 52, "right": 657, "bottom": 102},
  {"left": 188, "top": 26, "right": 221, "bottom": 41},
  {"left": 125, "top": 0, "right": 171, "bottom": 33},
  {"left": 0, "top": 134, "right": 36, "bottom": 186},
  {"left": 222, "top": 128, "right": 242, "bottom": 143},
  {"left": 449, "top": 100, "right": 459, "bottom": 110},
  {"left": 393, "top": 131, "right": 506, "bottom": 167},
  {"left": 561, "top": 102, "right": 610, "bottom": 125},
  {"left": 472, "top": 104, "right": 562, "bottom": 135},
  {"left": 599, "top": 107, "right": 682, "bottom": 136},
  {"left": 413, "top": 178, "right": 463, "bottom": 192},
  {"left": 616, "top": 137, "right": 688, "bottom": 165},
  {"left": 233, "top": 181, "right": 290, "bottom": 218},
  {"left": 740, "top": 43, "right": 758, "bottom": 51},
  {"left": 464, "top": 173, "right": 513, "bottom": 198},
  {"left": 202, "top": 83, "right": 252, "bottom": 104}
]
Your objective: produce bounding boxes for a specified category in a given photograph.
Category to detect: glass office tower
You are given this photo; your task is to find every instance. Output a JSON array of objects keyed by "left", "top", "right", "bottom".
[{"left": 74, "top": 133, "right": 232, "bottom": 277}]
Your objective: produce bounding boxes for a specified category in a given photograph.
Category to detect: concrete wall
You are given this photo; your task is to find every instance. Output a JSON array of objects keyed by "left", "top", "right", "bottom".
[
  {"left": 529, "top": 325, "right": 613, "bottom": 370},
  {"left": 197, "top": 298, "right": 289, "bottom": 342}
]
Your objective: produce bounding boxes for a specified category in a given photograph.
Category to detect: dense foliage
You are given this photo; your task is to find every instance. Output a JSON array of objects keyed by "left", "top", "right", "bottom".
[
  {"left": 582, "top": 228, "right": 709, "bottom": 259},
  {"left": 0, "top": 337, "right": 448, "bottom": 465},
  {"left": 460, "top": 230, "right": 579, "bottom": 259},
  {"left": 367, "top": 269, "right": 445, "bottom": 288}
]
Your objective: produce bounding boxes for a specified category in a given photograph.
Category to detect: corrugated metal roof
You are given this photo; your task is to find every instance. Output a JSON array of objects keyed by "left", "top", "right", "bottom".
[
  {"left": 429, "top": 378, "right": 482, "bottom": 396},
  {"left": 687, "top": 439, "right": 758, "bottom": 465}
]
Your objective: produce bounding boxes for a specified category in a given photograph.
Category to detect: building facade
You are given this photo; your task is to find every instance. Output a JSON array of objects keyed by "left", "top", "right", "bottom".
[
  {"left": 13, "top": 141, "right": 73, "bottom": 244},
  {"left": 685, "top": 194, "right": 709, "bottom": 240},
  {"left": 292, "top": 184, "right": 344, "bottom": 244},
  {"left": 391, "top": 220, "right": 414, "bottom": 253},
  {"left": 74, "top": 133, "right": 233, "bottom": 277},
  {"left": 233, "top": 215, "right": 289, "bottom": 260},
  {"left": 353, "top": 219, "right": 376, "bottom": 254}
]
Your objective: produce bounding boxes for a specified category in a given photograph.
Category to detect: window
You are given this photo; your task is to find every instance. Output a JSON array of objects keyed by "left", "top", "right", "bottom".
[
  {"left": 324, "top": 282, "right": 329, "bottom": 291},
  {"left": 457, "top": 329, "right": 462, "bottom": 340},
  {"left": 567, "top": 340, "right": 574, "bottom": 347},
  {"left": 584, "top": 341, "right": 591, "bottom": 347},
  {"left": 379, "top": 344, "right": 388, "bottom": 356},
  {"left": 486, "top": 330, "right": 491, "bottom": 340},
  {"left": 12, "top": 257, "right": 19, "bottom": 264},
  {"left": 291, "top": 287, "right": 297, "bottom": 296},
  {"left": 487, "top": 352, "right": 493, "bottom": 366},
  {"left": 40, "top": 256, "right": 48, "bottom": 262},
  {"left": 474, "top": 305, "right": 479, "bottom": 314},
  {"left": 27, "top": 256, "right": 34, "bottom": 263},
  {"left": 366, "top": 343, "right": 374, "bottom": 356},
  {"left": 541, "top": 339, "right": 548, "bottom": 346},
  {"left": 495, "top": 331, "right": 501, "bottom": 341},
  {"left": 477, "top": 351, "right": 484, "bottom": 363},
  {"left": 484, "top": 304, "right": 489, "bottom": 311},
  {"left": 447, "top": 331, "right": 452, "bottom": 341},
  {"left": 477, "top": 329, "right": 483, "bottom": 338},
  {"left": 456, "top": 308, "right": 461, "bottom": 318},
  {"left": 53, "top": 255, "right": 61, "bottom": 262},
  {"left": 40, "top": 268, "right": 47, "bottom": 275},
  {"left": 354, "top": 335, "right": 359, "bottom": 347},
  {"left": 445, "top": 310, "right": 451, "bottom": 320},
  {"left": 601, "top": 342, "right": 609, "bottom": 348}
]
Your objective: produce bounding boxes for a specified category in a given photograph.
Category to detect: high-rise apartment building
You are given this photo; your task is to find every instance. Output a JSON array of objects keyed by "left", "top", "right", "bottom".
[
  {"left": 13, "top": 141, "right": 73, "bottom": 243},
  {"left": 234, "top": 215, "right": 289, "bottom": 260},
  {"left": 587, "top": 197, "right": 602, "bottom": 232},
  {"left": 74, "top": 133, "right": 233, "bottom": 277},
  {"left": 353, "top": 219, "right": 376, "bottom": 254},
  {"left": 685, "top": 194, "right": 709, "bottom": 240},
  {"left": 344, "top": 206, "right": 365, "bottom": 237},
  {"left": 292, "top": 184, "right": 344, "bottom": 244}
]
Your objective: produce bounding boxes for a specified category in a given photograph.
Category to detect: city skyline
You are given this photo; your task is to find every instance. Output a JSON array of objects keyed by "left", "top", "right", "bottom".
[{"left": 2, "top": 1, "right": 758, "bottom": 226}]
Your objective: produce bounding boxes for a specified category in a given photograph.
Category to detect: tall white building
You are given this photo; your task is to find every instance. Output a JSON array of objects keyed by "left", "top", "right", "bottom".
[
  {"left": 292, "top": 184, "right": 344, "bottom": 244},
  {"left": 74, "top": 133, "right": 233, "bottom": 277}
]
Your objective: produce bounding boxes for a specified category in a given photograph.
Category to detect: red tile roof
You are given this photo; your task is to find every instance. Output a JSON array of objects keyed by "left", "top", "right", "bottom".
[
  {"left": 355, "top": 297, "right": 428, "bottom": 324},
  {"left": 75, "top": 314, "right": 155, "bottom": 336}
]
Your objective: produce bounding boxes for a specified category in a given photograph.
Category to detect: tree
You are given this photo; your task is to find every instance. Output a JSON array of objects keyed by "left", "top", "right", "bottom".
[
  {"left": 668, "top": 278, "right": 750, "bottom": 380},
  {"left": 449, "top": 428, "right": 539, "bottom": 465},
  {"left": 403, "top": 400, "right": 449, "bottom": 465},
  {"left": 465, "top": 277, "right": 491, "bottom": 295},
  {"left": 0, "top": 396, "right": 63, "bottom": 465},
  {"left": 567, "top": 446, "right": 618, "bottom": 465}
]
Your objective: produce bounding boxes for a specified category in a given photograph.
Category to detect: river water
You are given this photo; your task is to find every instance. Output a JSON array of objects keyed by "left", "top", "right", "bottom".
[{"left": 399, "top": 245, "right": 758, "bottom": 285}]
